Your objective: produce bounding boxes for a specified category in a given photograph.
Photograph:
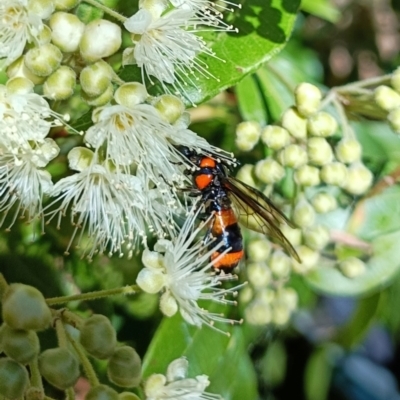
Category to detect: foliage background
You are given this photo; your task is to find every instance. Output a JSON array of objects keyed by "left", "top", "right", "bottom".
[{"left": 2, "top": 0, "right": 400, "bottom": 399}]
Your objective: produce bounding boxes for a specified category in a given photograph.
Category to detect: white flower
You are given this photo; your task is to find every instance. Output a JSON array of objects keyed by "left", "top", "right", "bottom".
[
  {"left": 123, "top": 7, "right": 219, "bottom": 97},
  {"left": 85, "top": 103, "right": 190, "bottom": 185},
  {"left": 144, "top": 357, "right": 223, "bottom": 400},
  {"left": 137, "top": 205, "right": 241, "bottom": 332},
  {"left": 0, "top": 0, "right": 53, "bottom": 68},
  {"left": 0, "top": 138, "right": 58, "bottom": 227},
  {"left": 45, "top": 148, "right": 179, "bottom": 259}
]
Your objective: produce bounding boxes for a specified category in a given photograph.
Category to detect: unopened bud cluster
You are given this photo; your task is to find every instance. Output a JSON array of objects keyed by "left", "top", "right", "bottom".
[{"left": 0, "top": 282, "right": 142, "bottom": 398}]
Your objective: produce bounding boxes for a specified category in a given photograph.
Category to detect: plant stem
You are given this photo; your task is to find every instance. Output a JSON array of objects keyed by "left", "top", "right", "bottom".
[
  {"left": 29, "top": 358, "right": 44, "bottom": 391},
  {"left": 66, "top": 387, "right": 75, "bottom": 400},
  {"left": 46, "top": 285, "right": 139, "bottom": 305},
  {"left": 54, "top": 317, "right": 69, "bottom": 348},
  {"left": 81, "top": 0, "right": 127, "bottom": 23},
  {"left": 0, "top": 273, "right": 9, "bottom": 298}
]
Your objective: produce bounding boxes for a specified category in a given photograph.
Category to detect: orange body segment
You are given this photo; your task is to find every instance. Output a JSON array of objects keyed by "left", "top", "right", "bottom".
[
  {"left": 195, "top": 174, "right": 213, "bottom": 190},
  {"left": 212, "top": 209, "right": 238, "bottom": 235},
  {"left": 199, "top": 157, "right": 216, "bottom": 168},
  {"left": 211, "top": 250, "right": 244, "bottom": 270}
]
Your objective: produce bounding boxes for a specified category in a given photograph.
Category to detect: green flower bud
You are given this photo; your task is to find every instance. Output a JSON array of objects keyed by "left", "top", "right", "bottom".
[
  {"left": 39, "top": 348, "right": 80, "bottom": 390},
  {"left": 43, "top": 66, "right": 76, "bottom": 100},
  {"left": 292, "top": 246, "right": 319, "bottom": 274},
  {"left": 307, "top": 137, "right": 333, "bottom": 166},
  {"left": 247, "top": 262, "right": 271, "bottom": 288},
  {"left": 303, "top": 225, "right": 330, "bottom": 250},
  {"left": 311, "top": 192, "right": 338, "bottom": 213},
  {"left": 80, "top": 60, "right": 113, "bottom": 97},
  {"left": 261, "top": 125, "right": 290, "bottom": 150},
  {"left": 86, "top": 385, "right": 119, "bottom": 400},
  {"left": 159, "top": 290, "right": 178, "bottom": 317},
  {"left": 388, "top": 107, "right": 400, "bottom": 133},
  {"left": 239, "top": 285, "right": 253, "bottom": 304},
  {"left": 50, "top": 12, "right": 85, "bottom": 52},
  {"left": 136, "top": 268, "right": 166, "bottom": 294},
  {"left": 107, "top": 346, "right": 142, "bottom": 388},
  {"left": 294, "top": 164, "right": 320, "bottom": 186},
  {"left": 343, "top": 163, "right": 373, "bottom": 195},
  {"left": 236, "top": 164, "right": 256, "bottom": 187},
  {"left": 140, "top": 0, "right": 168, "bottom": 18},
  {"left": 307, "top": 111, "right": 338, "bottom": 137},
  {"left": 1, "top": 325, "right": 40, "bottom": 364},
  {"left": 277, "top": 144, "right": 308, "bottom": 169},
  {"left": 235, "top": 121, "right": 261, "bottom": 151},
  {"left": 391, "top": 67, "right": 400, "bottom": 93},
  {"left": 277, "top": 287, "right": 298, "bottom": 311},
  {"left": 247, "top": 239, "right": 272, "bottom": 262},
  {"left": 82, "top": 83, "right": 114, "bottom": 106},
  {"left": 80, "top": 20, "right": 122, "bottom": 63},
  {"left": 269, "top": 250, "right": 291, "bottom": 277},
  {"left": 339, "top": 257, "right": 366, "bottom": 278},
  {"left": 68, "top": 147, "right": 95, "bottom": 172},
  {"left": 6, "top": 77, "right": 34, "bottom": 95},
  {"left": 271, "top": 302, "right": 291, "bottom": 326},
  {"left": 28, "top": 0, "right": 54, "bottom": 19},
  {"left": 320, "top": 162, "right": 348, "bottom": 186},
  {"left": 335, "top": 138, "right": 362, "bottom": 164},
  {"left": 80, "top": 314, "right": 117, "bottom": 359},
  {"left": 0, "top": 358, "right": 29, "bottom": 399},
  {"left": 293, "top": 200, "right": 315, "bottom": 228},
  {"left": 153, "top": 94, "right": 184, "bottom": 124},
  {"left": 280, "top": 225, "right": 302, "bottom": 247},
  {"left": 24, "top": 43, "right": 63, "bottom": 77},
  {"left": 245, "top": 299, "right": 272, "bottom": 325},
  {"left": 281, "top": 107, "right": 307, "bottom": 139},
  {"left": 36, "top": 25, "right": 52, "bottom": 46},
  {"left": 54, "top": 0, "right": 80, "bottom": 10},
  {"left": 119, "top": 393, "right": 141, "bottom": 400},
  {"left": 254, "top": 158, "right": 285, "bottom": 184},
  {"left": 295, "top": 83, "right": 322, "bottom": 117},
  {"left": 6, "top": 56, "right": 45, "bottom": 85},
  {"left": 2, "top": 284, "right": 51, "bottom": 331},
  {"left": 374, "top": 85, "right": 400, "bottom": 111}
]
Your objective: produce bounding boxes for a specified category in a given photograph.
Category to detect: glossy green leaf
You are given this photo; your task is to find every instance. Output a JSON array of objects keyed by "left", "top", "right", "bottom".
[
  {"left": 142, "top": 313, "right": 257, "bottom": 400},
  {"left": 120, "top": 0, "right": 300, "bottom": 105},
  {"left": 301, "top": 0, "right": 341, "bottom": 23},
  {"left": 306, "top": 229, "right": 400, "bottom": 296}
]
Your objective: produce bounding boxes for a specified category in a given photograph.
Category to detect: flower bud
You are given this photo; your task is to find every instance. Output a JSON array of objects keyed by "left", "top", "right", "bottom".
[
  {"left": 119, "top": 393, "right": 141, "bottom": 400},
  {"left": 24, "top": 44, "right": 63, "bottom": 77},
  {"left": 260, "top": 125, "right": 290, "bottom": 151},
  {"left": 320, "top": 162, "right": 348, "bottom": 186},
  {"left": 6, "top": 77, "right": 34, "bottom": 95},
  {"left": 39, "top": 348, "right": 80, "bottom": 390},
  {"left": 339, "top": 257, "right": 366, "bottom": 278},
  {"left": 6, "top": 56, "right": 45, "bottom": 85},
  {"left": 36, "top": 25, "right": 52, "bottom": 46},
  {"left": 236, "top": 164, "right": 256, "bottom": 187},
  {"left": 247, "top": 262, "right": 271, "bottom": 288},
  {"left": 388, "top": 107, "right": 400, "bottom": 133},
  {"left": 293, "top": 200, "right": 315, "bottom": 228},
  {"left": 391, "top": 67, "right": 400, "bottom": 93},
  {"left": 0, "top": 358, "right": 29, "bottom": 399},
  {"left": 142, "top": 248, "right": 164, "bottom": 269},
  {"left": 247, "top": 239, "right": 272, "bottom": 262},
  {"left": 254, "top": 158, "right": 285, "bottom": 184},
  {"left": 343, "top": 163, "right": 373, "bottom": 195},
  {"left": 307, "top": 137, "right": 333, "bottom": 166},
  {"left": 0, "top": 325, "right": 40, "bottom": 364},
  {"left": 307, "top": 111, "right": 338, "bottom": 137},
  {"left": 235, "top": 121, "right": 261, "bottom": 151},
  {"left": 54, "top": 0, "right": 80, "bottom": 10},
  {"left": 80, "top": 20, "right": 122, "bottom": 62},
  {"left": 374, "top": 85, "right": 400, "bottom": 111},
  {"left": 140, "top": 0, "right": 168, "bottom": 18},
  {"left": 50, "top": 12, "right": 85, "bottom": 52},
  {"left": 80, "top": 314, "right": 117, "bottom": 359},
  {"left": 68, "top": 147, "right": 95, "bottom": 172},
  {"left": 28, "top": 0, "right": 54, "bottom": 19},
  {"left": 80, "top": 60, "right": 113, "bottom": 97},
  {"left": 245, "top": 299, "right": 272, "bottom": 325},
  {"left": 239, "top": 285, "right": 253, "bottom": 304},
  {"left": 269, "top": 251, "right": 291, "bottom": 277},
  {"left": 280, "top": 225, "right": 302, "bottom": 247},
  {"left": 82, "top": 83, "right": 114, "bottom": 106},
  {"left": 107, "top": 346, "right": 142, "bottom": 388},
  {"left": 271, "top": 303, "right": 291, "bottom": 325},
  {"left": 43, "top": 66, "right": 76, "bottom": 100},
  {"left": 281, "top": 107, "right": 307, "bottom": 139},
  {"left": 335, "top": 138, "right": 362, "bottom": 164},
  {"left": 137, "top": 268, "right": 166, "bottom": 294},
  {"left": 278, "top": 287, "right": 298, "bottom": 311},
  {"left": 311, "top": 192, "right": 338, "bottom": 213},
  {"left": 295, "top": 83, "right": 322, "bottom": 117},
  {"left": 303, "top": 225, "right": 330, "bottom": 250},
  {"left": 145, "top": 374, "right": 167, "bottom": 398},
  {"left": 292, "top": 246, "right": 319, "bottom": 274},
  {"left": 153, "top": 94, "right": 184, "bottom": 124},
  {"left": 294, "top": 164, "right": 320, "bottom": 186},
  {"left": 277, "top": 144, "right": 308, "bottom": 169},
  {"left": 2, "top": 284, "right": 51, "bottom": 331},
  {"left": 86, "top": 385, "right": 119, "bottom": 400},
  {"left": 159, "top": 291, "right": 178, "bottom": 317}
]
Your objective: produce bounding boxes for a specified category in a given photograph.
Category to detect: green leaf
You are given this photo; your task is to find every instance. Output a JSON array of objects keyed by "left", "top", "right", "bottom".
[
  {"left": 301, "top": 0, "right": 341, "bottom": 23},
  {"left": 306, "top": 229, "right": 400, "bottom": 296},
  {"left": 142, "top": 313, "right": 257, "bottom": 400},
  {"left": 120, "top": 0, "right": 300, "bottom": 105}
]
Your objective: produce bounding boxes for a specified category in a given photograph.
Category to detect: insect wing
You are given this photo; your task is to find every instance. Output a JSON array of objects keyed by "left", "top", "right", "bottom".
[{"left": 223, "top": 176, "right": 301, "bottom": 262}]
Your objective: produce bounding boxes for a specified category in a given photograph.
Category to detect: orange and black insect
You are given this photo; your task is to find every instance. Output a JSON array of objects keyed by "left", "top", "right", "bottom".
[{"left": 178, "top": 146, "right": 301, "bottom": 273}]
